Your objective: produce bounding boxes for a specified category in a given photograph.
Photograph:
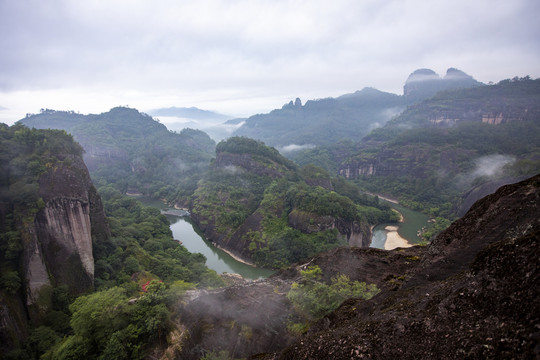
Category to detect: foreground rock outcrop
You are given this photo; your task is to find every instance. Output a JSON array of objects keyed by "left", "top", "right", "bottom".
[
  {"left": 276, "top": 174, "right": 540, "bottom": 359},
  {"left": 174, "top": 246, "right": 424, "bottom": 359}
]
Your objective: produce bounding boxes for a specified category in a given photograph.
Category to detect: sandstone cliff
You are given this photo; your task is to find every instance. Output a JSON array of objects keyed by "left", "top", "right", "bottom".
[
  {"left": 0, "top": 127, "right": 110, "bottom": 353},
  {"left": 31, "top": 154, "right": 110, "bottom": 298}
]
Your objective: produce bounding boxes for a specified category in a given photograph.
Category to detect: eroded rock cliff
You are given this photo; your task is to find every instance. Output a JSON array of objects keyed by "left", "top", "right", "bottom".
[
  {"left": 0, "top": 126, "right": 111, "bottom": 355},
  {"left": 30, "top": 154, "right": 110, "bottom": 298}
]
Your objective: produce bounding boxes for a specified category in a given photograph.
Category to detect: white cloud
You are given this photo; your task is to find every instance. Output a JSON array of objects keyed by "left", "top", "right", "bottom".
[{"left": 279, "top": 144, "right": 315, "bottom": 153}]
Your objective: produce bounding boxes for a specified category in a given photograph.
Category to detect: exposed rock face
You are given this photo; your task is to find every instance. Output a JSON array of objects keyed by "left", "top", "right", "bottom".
[
  {"left": 288, "top": 209, "right": 371, "bottom": 247},
  {"left": 276, "top": 174, "right": 540, "bottom": 359},
  {"left": 178, "top": 278, "right": 295, "bottom": 360},
  {"left": 28, "top": 154, "right": 110, "bottom": 302},
  {"left": 403, "top": 68, "right": 481, "bottom": 100}
]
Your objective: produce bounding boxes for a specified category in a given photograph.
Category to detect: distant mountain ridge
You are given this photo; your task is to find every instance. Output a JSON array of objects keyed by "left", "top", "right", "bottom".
[
  {"left": 297, "top": 77, "right": 540, "bottom": 220},
  {"left": 232, "top": 68, "right": 482, "bottom": 148},
  {"left": 147, "top": 106, "right": 231, "bottom": 120},
  {"left": 403, "top": 68, "right": 482, "bottom": 100}
]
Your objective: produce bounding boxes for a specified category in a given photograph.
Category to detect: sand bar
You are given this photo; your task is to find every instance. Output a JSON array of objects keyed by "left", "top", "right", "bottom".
[{"left": 384, "top": 225, "right": 413, "bottom": 250}]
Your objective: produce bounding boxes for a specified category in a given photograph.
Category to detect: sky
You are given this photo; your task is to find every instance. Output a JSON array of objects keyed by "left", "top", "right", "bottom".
[{"left": 1, "top": 0, "right": 539, "bottom": 125}]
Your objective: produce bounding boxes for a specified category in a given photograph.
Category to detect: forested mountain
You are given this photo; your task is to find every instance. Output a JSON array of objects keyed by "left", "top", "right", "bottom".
[
  {"left": 19, "top": 107, "right": 216, "bottom": 205},
  {"left": 232, "top": 68, "right": 481, "bottom": 148},
  {"left": 232, "top": 88, "right": 406, "bottom": 148},
  {"left": 0, "top": 124, "right": 222, "bottom": 358},
  {"left": 189, "top": 137, "right": 398, "bottom": 268},
  {"left": 295, "top": 77, "right": 540, "bottom": 227}
]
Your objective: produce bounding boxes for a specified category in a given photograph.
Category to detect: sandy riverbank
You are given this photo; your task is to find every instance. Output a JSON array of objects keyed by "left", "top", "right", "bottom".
[
  {"left": 213, "top": 242, "right": 258, "bottom": 267},
  {"left": 383, "top": 225, "right": 413, "bottom": 250}
]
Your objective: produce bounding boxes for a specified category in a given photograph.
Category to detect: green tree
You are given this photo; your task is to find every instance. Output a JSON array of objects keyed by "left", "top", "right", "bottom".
[{"left": 287, "top": 265, "right": 379, "bottom": 320}]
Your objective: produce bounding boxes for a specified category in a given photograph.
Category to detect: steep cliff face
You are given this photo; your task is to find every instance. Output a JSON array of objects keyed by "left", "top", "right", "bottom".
[
  {"left": 287, "top": 209, "right": 371, "bottom": 247},
  {"left": 27, "top": 154, "right": 110, "bottom": 299},
  {"left": 0, "top": 125, "right": 111, "bottom": 355}
]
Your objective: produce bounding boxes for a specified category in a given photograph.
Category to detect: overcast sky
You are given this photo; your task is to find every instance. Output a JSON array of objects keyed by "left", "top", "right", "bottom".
[{"left": 1, "top": 0, "right": 539, "bottom": 124}]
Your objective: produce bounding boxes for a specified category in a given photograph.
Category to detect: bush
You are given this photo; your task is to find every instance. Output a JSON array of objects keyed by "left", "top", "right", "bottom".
[{"left": 287, "top": 266, "right": 379, "bottom": 320}]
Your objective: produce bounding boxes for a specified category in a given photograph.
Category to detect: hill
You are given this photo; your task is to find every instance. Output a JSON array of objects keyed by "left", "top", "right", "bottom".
[
  {"left": 232, "top": 88, "right": 406, "bottom": 148},
  {"left": 295, "top": 77, "right": 540, "bottom": 228},
  {"left": 403, "top": 67, "right": 482, "bottom": 100},
  {"left": 232, "top": 68, "right": 481, "bottom": 148},
  {"left": 0, "top": 124, "right": 223, "bottom": 358},
  {"left": 0, "top": 124, "right": 109, "bottom": 353},
  {"left": 19, "top": 107, "right": 216, "bottom": 205},
  {"left": 189, "top": 137, "right": 398, "bottom": 268}
]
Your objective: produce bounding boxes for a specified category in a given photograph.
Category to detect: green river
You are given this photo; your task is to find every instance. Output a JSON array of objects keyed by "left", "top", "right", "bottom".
[
  {"left": 137, "top": 197, "right": 274, "bottom": 279},
  {"left": 370, "top": 201, "right": 431, "bottom": 249},
  {"left": 138, "top": 197, "right": 429, "bottom": 278}
]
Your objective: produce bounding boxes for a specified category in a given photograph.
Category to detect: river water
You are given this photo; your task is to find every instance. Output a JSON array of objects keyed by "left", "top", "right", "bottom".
[
  {"left": 370, "top": 202, "right": 430, "bottom": 249},
  {"left": 137, "top": 197, "right": 428, "bottom": 278},
  {"left": 136, "top": 197, "right": 273, "bottom": 279},
  {"left": 167, "top": 216, "right": 274, "bottom": 279}
]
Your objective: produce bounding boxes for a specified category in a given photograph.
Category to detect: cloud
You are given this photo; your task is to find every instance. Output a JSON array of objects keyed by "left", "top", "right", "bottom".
[
  {"left": 278, "top": 144, "right": 316, "bottom": 153},
  {"left": 470, "top": 154, "right": 516, "bottom": 179},
  {"left": 1, "top": 0, "right": 539, "bottom": 124},
  {"left": 458, "top": 154, "right": 516, "bottom": 189}
]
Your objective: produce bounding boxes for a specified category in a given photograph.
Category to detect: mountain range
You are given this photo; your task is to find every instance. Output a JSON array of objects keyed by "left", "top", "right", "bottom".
[{"left": 230, "top": 68, "right": 483, "bottom": 148}]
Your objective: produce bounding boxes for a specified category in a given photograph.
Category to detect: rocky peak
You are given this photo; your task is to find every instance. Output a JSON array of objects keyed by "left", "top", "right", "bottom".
[
  {"left": 444, "top": 67, "right": 471, "bottom": 80},
  {"left": 404, "top": 67, "right": 481, "bottom": 100}
]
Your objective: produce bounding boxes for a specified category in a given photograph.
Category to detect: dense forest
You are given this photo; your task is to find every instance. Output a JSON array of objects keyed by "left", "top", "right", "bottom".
[
  {"left": 20, "top": 107, "right": 216, "bottom": 206},
  {"left": 0, "top": 124, "right": 223, "bottom": 359}
]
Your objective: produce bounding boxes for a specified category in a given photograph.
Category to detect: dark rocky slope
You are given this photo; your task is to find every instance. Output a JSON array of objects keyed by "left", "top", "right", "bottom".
[
  {"left": 174, "top": 246, "right": 424, "bottom": 359},
  {"left": 276, "top": 174, "right": 540, "bottom": 359},
  {"left": 170, "top": 175, "right": 539, "bottom": 359}
]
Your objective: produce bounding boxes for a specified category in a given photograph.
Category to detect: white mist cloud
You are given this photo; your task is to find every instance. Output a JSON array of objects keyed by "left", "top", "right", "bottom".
[
  {"left": 458, "top": 154, "right": 516, "bottom": 189},
  {"left": 470, "top": 154, "right": 516, "bottom": 179},
  {"left": 278, "top": 144, "right": 315, "bottom": 153}
]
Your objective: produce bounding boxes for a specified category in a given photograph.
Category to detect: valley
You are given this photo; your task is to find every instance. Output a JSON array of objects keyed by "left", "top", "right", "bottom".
[{"left": 1, "top": 68, "right": 539, "bottom": 359}]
